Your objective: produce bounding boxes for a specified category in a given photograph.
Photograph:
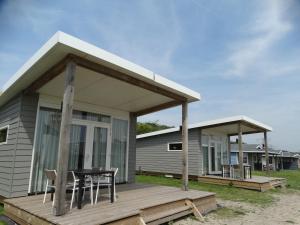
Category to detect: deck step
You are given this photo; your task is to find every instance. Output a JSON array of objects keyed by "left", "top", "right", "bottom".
[{"left": 143, "top": 205, "right": 192, "bottom": 224}]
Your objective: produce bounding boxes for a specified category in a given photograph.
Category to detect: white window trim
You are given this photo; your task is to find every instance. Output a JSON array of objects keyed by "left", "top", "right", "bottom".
[
  {"left": 167, "top": 142, "right": 183, "bottom": 152},
  {"left": 0, "top": 125, "right": 9, "bottom": 145}
]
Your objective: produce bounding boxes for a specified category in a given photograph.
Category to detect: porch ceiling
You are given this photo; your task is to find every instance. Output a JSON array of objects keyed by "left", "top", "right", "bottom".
[
  {"left": 0, "top": 32, "right": 200, "bottom": 115},
  {"left": 203, "top": 122, "right": 268, "bottom": 136},
  {"left": 38, "top": 66, "right": 173, "bottom": 113}
]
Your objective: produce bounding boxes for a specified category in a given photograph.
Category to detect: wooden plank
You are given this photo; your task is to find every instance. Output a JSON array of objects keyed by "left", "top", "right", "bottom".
[
  {"left": 185, "top": 199, "right": 204, "bottom": 221},
  {"left": 238, "top": 123, "right": 244, "bottom": 179},
  {"left": 4, "top": 184, "right": 217, "bottom": 225},
  {"left": 182, "top": 102, "right": 188, "bottom": 191},
  {"left": 53, "top": 61, "right": 76, "bottom": 216},
  {"left": 133, "top": 100, "right": 181, "bottom": 117}
]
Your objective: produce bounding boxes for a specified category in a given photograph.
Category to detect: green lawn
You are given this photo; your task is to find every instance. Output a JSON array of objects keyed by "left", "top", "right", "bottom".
[
  {"left": 253, "top": 170, "right": 300, "bottom": 190},
  {"left": 136, "top": 175, "right": 278, "bottom": 206},
  {"left": 0, "top": 204, "right": 3, "bottom": 215},
  {"left": 0, "top": 204, "right": 7, "bottom": 225}
]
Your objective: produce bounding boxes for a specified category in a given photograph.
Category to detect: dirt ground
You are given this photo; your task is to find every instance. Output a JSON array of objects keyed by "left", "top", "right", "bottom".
[{"left": 174, "top": 190, "right": 300, "bottom": 225}]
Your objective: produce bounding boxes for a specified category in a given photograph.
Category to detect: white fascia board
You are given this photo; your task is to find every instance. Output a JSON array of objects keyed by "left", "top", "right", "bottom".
[
  {"left": 154, "top": 74, "right": 201, "bottom": 102},
  {"left": 57, "top": 31, "right": 155, "bottom": 81},
  {"left": 189, "top": 115, "right": 272, "bottom": 131},
  {"left": 240, "top": 115, "right": 273, "bottom": 131},
  {"left": 1, "top": 31, "right": 200, "bottom": 103},
  {"left": 137, "top": 115, "right": 272, "bottom": 139}
]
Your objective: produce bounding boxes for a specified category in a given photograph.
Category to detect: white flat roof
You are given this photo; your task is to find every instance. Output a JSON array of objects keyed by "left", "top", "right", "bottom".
[
  {"left": 0, "top": 31, "right": 200, "bottom": 107},
  {"left": 137, "top": 115, "right": 272, "bottom": 139}
]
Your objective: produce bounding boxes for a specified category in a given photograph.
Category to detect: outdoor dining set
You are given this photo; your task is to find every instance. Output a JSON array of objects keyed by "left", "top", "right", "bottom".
[
  {"left": 222, "top": 164, "right": 252, "bottom": 179},
  {"left": 43, "top": 168, "right": 118, "bottom": 209}
]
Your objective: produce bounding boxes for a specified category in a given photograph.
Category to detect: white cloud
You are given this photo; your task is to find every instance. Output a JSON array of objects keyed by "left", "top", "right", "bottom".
[{"left": 225, "top": 0, "right": 293, "bottom": 77}]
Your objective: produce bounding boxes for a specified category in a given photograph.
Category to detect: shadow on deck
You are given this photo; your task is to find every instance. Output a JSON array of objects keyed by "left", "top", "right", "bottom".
[{"left": 4, "top": 183, "right": 217, "bottom": 225}]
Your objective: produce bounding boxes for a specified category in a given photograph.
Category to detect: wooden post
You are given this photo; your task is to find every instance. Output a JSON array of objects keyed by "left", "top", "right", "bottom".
[
  {"left": 238, "top": 123, "right": 244, "bottom": 179},
  {"left": 264, "top": 131, "right": 269, "bottom": 174},
  {"left": 182, "top": 102, "right": 188, "bottom": 191},
  {"left": 53, "top": 61, "right": 76, "bottom": 216}
]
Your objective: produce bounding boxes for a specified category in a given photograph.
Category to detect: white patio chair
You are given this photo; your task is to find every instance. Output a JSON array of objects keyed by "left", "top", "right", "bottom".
[
  {"left": 94, "top": 168, "right": 118, "bottom": 204},
  {"left": 43, "top": 169, "right": 57, "bottom": 206},
  {"left": 67, "top": 171, "right": 94, "bottom": 209}
]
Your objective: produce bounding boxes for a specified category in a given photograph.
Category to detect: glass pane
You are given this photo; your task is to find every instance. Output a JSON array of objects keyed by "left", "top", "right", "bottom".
[
  {"left": 69, "top": 125, "right": 86, "bottom": 170},
  {"left": 202, "top": 146, "right": 209, "bottom": 174},
  {"left": 111, "top": 119, "right": 128, "bottom": 183},
  {"left": 92, "top": 127, "right": 108, "bottom": 169},
  {"left": 73, "top": 110, "right": 111, "bottom": 123},
  {"left": 210, "top": 146, "right": 215, "bottom": 171},
  {"left": 216, "top": 143, "right": 222, "bottom": 171},
  {"left": 169, "top": 143, "right": 182, "bottom": 151},
  {"left": 0, "top": 127, "right": 8, "bottom": 143}
]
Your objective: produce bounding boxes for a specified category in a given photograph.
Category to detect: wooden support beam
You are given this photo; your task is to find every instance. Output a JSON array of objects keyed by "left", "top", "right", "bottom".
[
  {"left": 24, "top": 56, "right": 71, "bottom": 94},
  {"left": 133, "top": 100, "right": 181, "bottom": 117},
  {"left": 264, "top": 131, "right": 269, "bottom": 174},
  {"left": 185, "top": 200, "right": 204, "bottom": 222},
  {"left": 53, "top": 61, "right": 76, "bottom": 216},
  {"left": 182, "top": 102, "right": 188, "bottom": 191},
  {"left": 238, "top": 123, "right": 244, "bottom": 180}
]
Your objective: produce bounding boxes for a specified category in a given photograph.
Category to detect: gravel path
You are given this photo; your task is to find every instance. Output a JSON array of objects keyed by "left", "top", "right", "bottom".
[{"left": 174, "top": 190, "right": 300, "bottom": 225}]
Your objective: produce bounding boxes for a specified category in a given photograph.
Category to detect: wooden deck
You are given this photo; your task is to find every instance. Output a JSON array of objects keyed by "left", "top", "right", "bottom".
[
  {"left": 3, "top": 184, "right": 217, "bottom": 225},
  {"left": 198, "top": 175, "right": 286, "bottom": 191}
]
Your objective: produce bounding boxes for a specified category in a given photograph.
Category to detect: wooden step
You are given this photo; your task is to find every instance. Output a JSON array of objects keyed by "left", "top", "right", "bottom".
[{"left": 143, "top": 205, "right": 191, "bottom": 224}]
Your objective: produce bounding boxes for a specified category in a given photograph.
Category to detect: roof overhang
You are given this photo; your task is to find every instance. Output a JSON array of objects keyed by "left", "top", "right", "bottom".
[
  {"left": 137, "top": 115, "right": 272, "bottom": 139},
  {"left": 0, "top": 31, "right": 200, "bottom": 116}
]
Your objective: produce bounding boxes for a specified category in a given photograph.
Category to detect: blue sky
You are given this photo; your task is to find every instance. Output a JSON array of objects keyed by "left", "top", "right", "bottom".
[{"left": 0, "top": 0, "right": 300, "bottom": 151}]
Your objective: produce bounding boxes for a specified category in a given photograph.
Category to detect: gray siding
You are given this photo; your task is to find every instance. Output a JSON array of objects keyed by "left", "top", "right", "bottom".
[
  {"left": 136, "top": 128, "right": 202, "bottom": 177},
  {"left": 128, "top": 114, "right": 137, "bottom": 183},
  {"left": 0, "top": 93, "right": 38, "bottom": 198},
  {"left": 0, "top": 95, "right": 22, "bottom": 197}
]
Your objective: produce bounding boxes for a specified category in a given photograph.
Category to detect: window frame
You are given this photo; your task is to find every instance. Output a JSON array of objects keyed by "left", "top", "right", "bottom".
[
  {"left": 167, "top": 142, "right": 183, "bottom": 152},
  {"left": 0, "top": 125, "right": 9, "bottom": 145}
]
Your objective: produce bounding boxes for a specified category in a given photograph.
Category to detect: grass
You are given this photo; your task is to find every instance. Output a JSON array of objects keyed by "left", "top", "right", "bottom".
[
  {"left": 136, "top": 175, "right": 277, "bottom": 206},
  {"left": 0, "top": 204, "right": 7, "bottom": 225},
  {"left": 253, "top": 170, "right": 300, "bottom": 190}
]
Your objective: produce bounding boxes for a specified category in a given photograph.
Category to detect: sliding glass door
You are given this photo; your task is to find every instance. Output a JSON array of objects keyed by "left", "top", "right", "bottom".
[
  {"left": 30, "top": 107, "right": 129, "bottom": 193},
  {"left": 208, "top": 141, "right": 222, "bottom": 174}
]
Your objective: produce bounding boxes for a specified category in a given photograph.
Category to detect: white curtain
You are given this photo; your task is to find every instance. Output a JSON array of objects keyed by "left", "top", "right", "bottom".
[
  {"left": 92, "top": 127, "right": 107, "bottom": 168},
  {"left": 31, "top": 108, "right": 60, "bottom": 193},
  {"left": 111, "top": 119, "right": 128, "bottom": 183},
  {"left": 69, "top": 125, "right": 86, "bottom": 170}
]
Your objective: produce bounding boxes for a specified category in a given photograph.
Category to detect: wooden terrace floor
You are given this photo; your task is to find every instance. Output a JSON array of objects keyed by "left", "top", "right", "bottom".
[
  {"left": 198, "top": 175, "right": 286, "bottom": 191},
  {"left": 4, "top": 184, "right": 217, "bottom": 225}
]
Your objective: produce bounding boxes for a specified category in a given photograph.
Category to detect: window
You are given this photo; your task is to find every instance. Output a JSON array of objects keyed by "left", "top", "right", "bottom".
[
  {"left": 243, "top": 154, "right": 248, "bottom": 164},
  {"left": 0, "top": 126, "right": 9, "bottom": 144},
  {"left": 269, "top": 157, "right": 272, "bottom": 164},
  {"left": 168, "top": 142, "right": 182, "bottom": 151}
]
